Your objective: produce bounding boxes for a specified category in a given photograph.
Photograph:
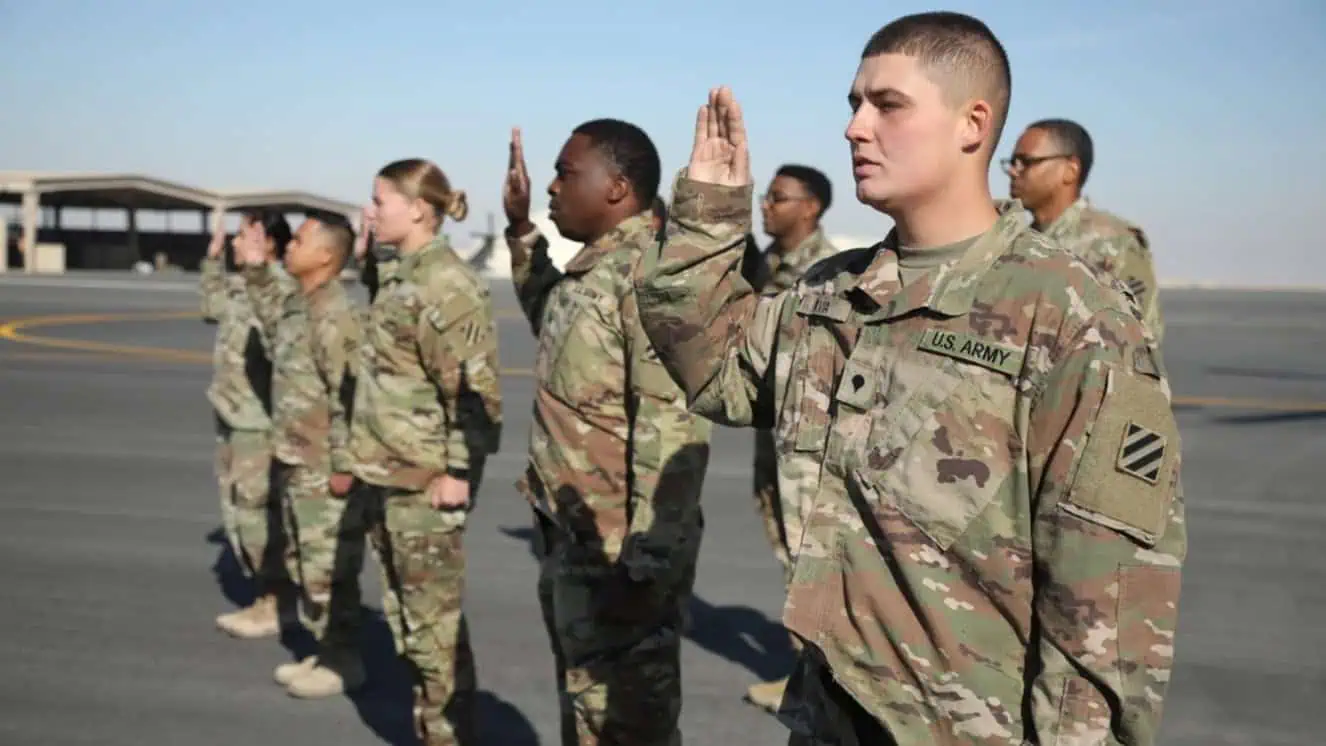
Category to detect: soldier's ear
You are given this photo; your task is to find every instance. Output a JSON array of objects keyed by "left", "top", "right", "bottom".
[
  {"left": 604, "top": 172, "right": 631, "bottom": 206},
  {"left": 1064, "top": 157, "right": 1082, "bottom": 188}
]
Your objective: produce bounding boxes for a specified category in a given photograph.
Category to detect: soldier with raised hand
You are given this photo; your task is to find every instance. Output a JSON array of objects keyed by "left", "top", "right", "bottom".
[
  {"left": 349, "top": 158, "right": 502, "bottom": 746},
  {"left": 635, "top": 11, "right": 1186, "bottom": 745},
  {"left": 503, "top": 120, "right": 712, "bottom": 746},
  {"left": 1004, "top": 118, "right": 1165, "bottom": 343},
  {"left": 235, "top": 211, "right": 367, "bottom": 699},
  {"left": 201, "top": 209, "right": 299, "bottom": 640},
  {"left": 743, "top": 163, "right": 841, "bottom": 714}
]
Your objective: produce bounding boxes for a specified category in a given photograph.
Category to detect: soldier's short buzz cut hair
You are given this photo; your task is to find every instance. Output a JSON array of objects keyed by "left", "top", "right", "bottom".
[
  {"left": 862, "top": 11, "right": 1012, "bottom": 156},
  {"left": 1029, "top": 118, "right": 1095, "bottom": 189},
  {"left": 775, "top": 164, "right": 833, "bottom": 219},
  {"left": 572, "top": 118, "right": 662, "bottom": 208},
  {"left": 306, "top": 209, "right": 355, "bottom": 271}
]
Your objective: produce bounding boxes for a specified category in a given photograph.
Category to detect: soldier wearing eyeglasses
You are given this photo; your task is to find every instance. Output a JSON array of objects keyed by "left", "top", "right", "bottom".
[{"left": 1004, "top": 119, "right": 1165, "bottom": 344}]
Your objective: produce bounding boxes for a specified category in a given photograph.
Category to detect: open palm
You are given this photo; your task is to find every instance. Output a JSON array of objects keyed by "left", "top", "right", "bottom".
[{"left": 688, "top": 86, "right": 752, "bottom": 187}]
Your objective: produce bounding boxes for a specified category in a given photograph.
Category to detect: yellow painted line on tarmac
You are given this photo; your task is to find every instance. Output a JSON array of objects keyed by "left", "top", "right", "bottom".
[
  {"left": 0, "top": 311, "right": 212, "bottom": 364},
  {"left": 0, "top": 310, "right": 534, "bottom": 375},
  {"left": 3, "top": 311, "right": 1325, "bottom": 409}
]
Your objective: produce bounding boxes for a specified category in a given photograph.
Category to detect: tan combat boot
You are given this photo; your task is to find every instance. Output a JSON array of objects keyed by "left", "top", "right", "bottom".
[
  {"left": 274, "top": 655, "right": 319, "bottom": 686},
  {"left": 285, "top": 653, "right": 366, "bottom": 699},
  {"left": 217, "top": 594, "right": 281, "bottom": 639},
  {"left": 743, "top": 676, "right": 788, "bottom": 714}
]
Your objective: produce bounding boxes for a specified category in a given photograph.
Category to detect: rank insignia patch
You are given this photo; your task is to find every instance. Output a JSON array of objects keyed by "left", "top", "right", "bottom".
[{"left": 1117, "top": 421, "right": 1167, "bottom": 484}]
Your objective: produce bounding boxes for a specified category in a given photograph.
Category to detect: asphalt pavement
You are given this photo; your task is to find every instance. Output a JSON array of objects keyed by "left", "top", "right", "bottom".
[{"left": 1, "top": 272, "right": 1323, "bottom": 746}]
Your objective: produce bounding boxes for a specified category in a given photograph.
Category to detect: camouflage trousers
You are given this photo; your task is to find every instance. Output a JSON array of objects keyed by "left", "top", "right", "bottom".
[
  {"left": 779, "top": 653, "right": 890, "bottom": 746},
  {"left": 360, "top": 457, "right": 485, "bottom": 746},
  {"left": 276, "top": 462, "right": 365, "bottom": 653},
  {"left": 215, "top": 423, "right": 289, "bottom": 591},
  {"left": 534, "top": 510, "right": 698, "bottom": 746},
  {"left": 752, "top": 428, "right": 794, "bottom": 583}
]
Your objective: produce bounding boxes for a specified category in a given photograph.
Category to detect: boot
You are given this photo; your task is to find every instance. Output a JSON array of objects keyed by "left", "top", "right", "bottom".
[
  {"left": 274, "top": 655, "right": 319, "bottom": 686},
  {"left": 743, "top": 676, "right": 788, "bottom": 714},
  {"left": 217, "top": 594, "right": 281, "bottom": 639},
  {"left": 285, "top": 652, "right": 366, "bottom": 699}
]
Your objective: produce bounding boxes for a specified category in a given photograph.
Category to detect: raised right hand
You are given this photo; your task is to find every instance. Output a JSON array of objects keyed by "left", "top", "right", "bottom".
[
  {"left": 687, "top": 86, "right": 752, "bottom": 187},
  {"left": 503, "top": 127, "right": 533, "bottom": 232}
]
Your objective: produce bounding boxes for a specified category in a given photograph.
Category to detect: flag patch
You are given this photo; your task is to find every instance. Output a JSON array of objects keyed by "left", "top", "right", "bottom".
[{"left": 1117, "top": 421, "right": 1166, "bottom": 484}]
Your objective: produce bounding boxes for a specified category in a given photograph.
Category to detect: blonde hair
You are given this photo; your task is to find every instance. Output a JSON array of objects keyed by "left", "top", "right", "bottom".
[{"left": 377, "top": 158, "right": 469, "bottom": 225}]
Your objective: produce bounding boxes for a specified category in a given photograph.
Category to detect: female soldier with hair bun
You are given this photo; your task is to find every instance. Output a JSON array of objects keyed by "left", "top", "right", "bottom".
[{"left": 348, "top": 158, "right": 502, "bottom": 746}]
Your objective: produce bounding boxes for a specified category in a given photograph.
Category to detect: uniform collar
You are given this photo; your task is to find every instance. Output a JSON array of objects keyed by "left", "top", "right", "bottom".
[{"left": 563, "top": 210, "right": 656, "bottom": 275}]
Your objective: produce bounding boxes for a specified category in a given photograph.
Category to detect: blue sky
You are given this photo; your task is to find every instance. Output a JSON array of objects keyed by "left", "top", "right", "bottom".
[{"left": 1, "top": 0, "right": 1322, "bottom": 285}]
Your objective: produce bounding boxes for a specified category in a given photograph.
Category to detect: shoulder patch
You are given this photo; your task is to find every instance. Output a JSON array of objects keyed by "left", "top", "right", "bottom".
[
  {"left": 917, "top": 328, "right": 1023, "bottom": 377},
  {"left": 1063, "top": 367, "right": 1178, "bottom": 546},
  {"left": 795, "top": 293, "right": 851, "bottom": 322}
]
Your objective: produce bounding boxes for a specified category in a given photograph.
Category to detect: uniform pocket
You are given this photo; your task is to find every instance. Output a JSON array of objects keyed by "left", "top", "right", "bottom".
[{"left": 855, "top": 356, "right": 1021, "bottom": 552}]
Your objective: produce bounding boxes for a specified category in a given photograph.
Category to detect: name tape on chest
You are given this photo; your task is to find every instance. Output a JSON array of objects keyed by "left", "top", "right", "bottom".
[
  {"left": 568, "top": 284, "right": 610, "bottom": 306},
  {"left": 917, "top": 328, "right": 1024, "bottom": 377},
  {"left": 795, "top": 294, "right": 852, "bottom": 323}
]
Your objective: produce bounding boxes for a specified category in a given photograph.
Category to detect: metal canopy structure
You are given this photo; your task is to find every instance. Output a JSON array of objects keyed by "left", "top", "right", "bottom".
[
  {"left": 0, "top": 171, "right": 360, "bottom": 273},
  {"left": 217, "top": 189, "right": 358, "bottom": 218},
  {"left": 0, "top": 171, "right": 217, "bottom": 211}
]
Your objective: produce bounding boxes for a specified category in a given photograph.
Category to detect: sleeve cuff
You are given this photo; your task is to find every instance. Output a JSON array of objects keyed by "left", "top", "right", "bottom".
[{"left": 668, "top": 169, "right": 754, "bottom": 228}]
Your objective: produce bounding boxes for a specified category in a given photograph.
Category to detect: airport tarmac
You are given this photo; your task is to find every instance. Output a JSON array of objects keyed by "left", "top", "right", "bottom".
[{"left": 1, "top": 272, "right": 1323, "bottom": 746}]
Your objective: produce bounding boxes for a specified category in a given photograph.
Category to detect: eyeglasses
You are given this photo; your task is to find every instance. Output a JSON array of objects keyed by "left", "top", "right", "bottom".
[
  {"left": 999, "top": 154, "right": 1072, "bottom": 174},
  {"left": 762, "top": 193, "right": 810, "bottom": 205}
]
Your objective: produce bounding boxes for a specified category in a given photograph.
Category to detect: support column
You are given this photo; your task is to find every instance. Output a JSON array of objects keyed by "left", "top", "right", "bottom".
[
  {"left": 0, "top": 221, "right": 8, "bottom": 274},
  {"left": 127, "top": 207, "right": 140, "bottom": 263},
  {"left": 21, "top": 190, "right": 39, "bottom": 274}
]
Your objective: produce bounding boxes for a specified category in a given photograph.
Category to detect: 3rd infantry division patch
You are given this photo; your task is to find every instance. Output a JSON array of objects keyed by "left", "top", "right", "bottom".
[{"left": 1117, "top": 421, "right": 1166, "bottom": 484}]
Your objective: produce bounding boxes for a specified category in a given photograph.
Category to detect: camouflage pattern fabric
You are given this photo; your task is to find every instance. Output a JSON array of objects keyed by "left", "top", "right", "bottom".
[
  {"left": 635, "top": 174, "right": 1187, "bottom": 744},
  {"left": 508, "top": 210, "right": 712, "bottom": 745},
  {"left": 278, "top": 464, "right": 364, "bottom": 648},
  {"left": 242, "top": 262, "right": 366, "bottom": 650},
  {"left": 349, "top": 233, "right": 500, "bottom": 745},
  {"left": 1042, "top": 197, "right": 1165, "bottom": 344},
  {"left": 358, "top": 459, "right": 486, "bottom": 746},
  {"left": 200, "top": 257, "right": 275, "bottom": 433},
  {"left": 533, "top": 510, "right": 695, "bottom": 746},
  {"left": 243, "top": 263, "right": 362, "bottom": 474},
  {"left": 201, "top": 256, "right": 282, "bottom": 584},
  {"left": 217, "top": 426, "right": 287, "bottom": 587},
  {"left": 748, "top": 228, "right": 840, "bottom": 580},
  {"left": 350, "top": 233, "right": 502, "bottom": 493}
]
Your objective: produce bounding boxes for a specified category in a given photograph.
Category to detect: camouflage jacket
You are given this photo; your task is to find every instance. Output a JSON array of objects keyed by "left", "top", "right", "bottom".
[
  {"left": 752, "top": 226, "right": 840, "bottom": 295},
  {"left": 200, "top": 256, "right": 273, "bottom": 432},
  {"left": 1042, "top": 197, "right": 1164, "bottom": 343},
  {"left": 636, "top": 174, "right": 1186, "bottom": 744},
  {"left": 349, "top": 234, "right": 502, "bottom": 492},
  {"left": 243, "top": 263, "right": 362, "bottom": 474},
  {"left": 508, "top": 211, "right": 712, "bottom": 583}
]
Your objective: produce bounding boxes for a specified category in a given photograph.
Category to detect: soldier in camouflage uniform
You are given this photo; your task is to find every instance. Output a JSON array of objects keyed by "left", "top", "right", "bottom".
[
  {"left": 236, "top": 211, "right": 368, "bottom": 698},
  {"left": 200, "top": 209, "right": 299, "bottom": 639},
  {"left": 743, "top": 164, "right": 841, "bottom": 713},
  {"left": 635, "top": 13, "right": 1186, "bottom": 745},
  {"left": 1004, "top": 118, "right": 1166, "bottom": 343},
  {"left": 350, "top": 158, "right": 502, "bottom": 746},
  {"left": 503, "top": 120, "right": 712, "bottom": 746}
]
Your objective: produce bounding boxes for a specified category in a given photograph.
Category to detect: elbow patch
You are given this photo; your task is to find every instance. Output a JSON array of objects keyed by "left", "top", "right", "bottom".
[{"left": 1062, "top": 364, "right": 1179, "bottom": 547}]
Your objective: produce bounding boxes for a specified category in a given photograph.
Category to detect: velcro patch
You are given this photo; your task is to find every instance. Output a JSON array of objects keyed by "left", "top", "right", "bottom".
[
  {"left": 1064, "top": 366, "right": 1178, "bottom": 546},
  {"left": 796, "top": 294, "right": 851, "bottom": 323},
  {"left": 917, "top": 328, "right": 1023, "bottom": 377}
]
